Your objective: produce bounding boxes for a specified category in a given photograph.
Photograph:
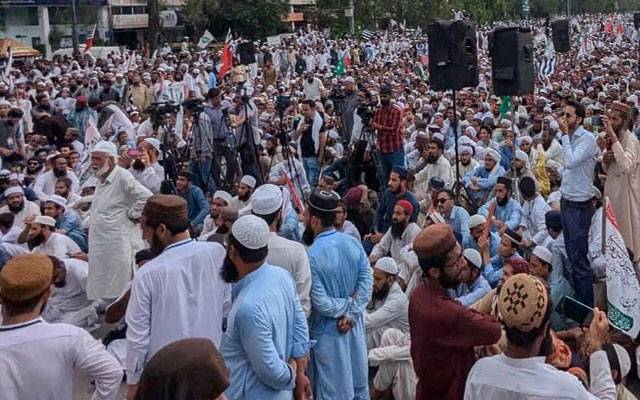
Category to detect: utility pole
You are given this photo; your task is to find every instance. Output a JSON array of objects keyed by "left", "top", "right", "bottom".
[
  {"left": 70, "top": 0, "right": 79, "bottom": 58},
  {"left": 567, "top": 0, "right": 570, "bottom": 16},
  {"left": 348, "top": 0, "right": 354, "bottom": 34},
  {"left": 148, "top": 0, "right": 160, "bottom": 50}
]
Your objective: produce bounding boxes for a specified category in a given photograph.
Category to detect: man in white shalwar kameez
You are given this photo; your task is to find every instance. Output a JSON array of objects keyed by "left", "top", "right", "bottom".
[
  {"left": 87, "top": 141, "right": 152, "bottom": 301},
  {"left": 125, "top": 194, "right": 231, "bottom": 400}
]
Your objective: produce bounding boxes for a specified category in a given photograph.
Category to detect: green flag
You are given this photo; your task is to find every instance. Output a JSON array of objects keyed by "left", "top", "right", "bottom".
[
  {"left": 499, "top": 96, "right": 512, "bottom": 120},
  {"left": 334, "top": 58, "right": 345, "bottom": 77}
]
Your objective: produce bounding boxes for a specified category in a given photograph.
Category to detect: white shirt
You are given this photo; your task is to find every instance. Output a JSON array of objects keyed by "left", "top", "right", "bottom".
[
  {"left": 266, "top": 232, "right": 312, "bottom": 317},
  {"left": 230, "top": 195, "right": 250, "bottom": 212},
  {"left": 365, "top": 282, "right": 410, "bottom": 335},
  {"left": 371, "top": 222, "right": 422, "bottom": 265},
  {"left": 125, "top": 239, "right": 231, "bottom": 384},
  {"left": 0, "top": 200, "right": 41, "bottom": 229},
  {"left": 33, "top": 232, "right": 81, "bottom": 259},
  {"left": 0, "top": 318, "right": 122, "bottom": 400},
  {"left": 303, "top": 77, "right": 324, "bottom": 101},
  {"left": 33, "top": 170, "right": 80, "bottom": 199},
  {"left": 43, "top": 259, "right": 94, "bottom": 325},
  {"left": 520, "top": 194, "right": 551, "bottom": 240},
  {"left": 130, "top": 162, "right": 165, "bottom": 194},
  {"left": 414, "top": 155, "right": 455, "bottom": 194},
  {"left": 464, "top": 351, "right": 616, "bottom": 400}
]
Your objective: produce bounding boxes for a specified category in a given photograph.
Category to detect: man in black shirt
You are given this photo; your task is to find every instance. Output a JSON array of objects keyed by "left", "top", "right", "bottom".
[{"left": 294, "top": 100, "right": 326, "bottom": 188}]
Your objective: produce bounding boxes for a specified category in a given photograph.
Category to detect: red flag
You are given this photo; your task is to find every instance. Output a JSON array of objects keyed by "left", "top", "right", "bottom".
[
  {"left": 84, "top": 24, "right": 97, "bottom": 53},
  {"left": 284, "top": 172, "right": 305, "bottom": 214},
  {"left": 218, "top": 29, "right": 233, "bottom": 79}
]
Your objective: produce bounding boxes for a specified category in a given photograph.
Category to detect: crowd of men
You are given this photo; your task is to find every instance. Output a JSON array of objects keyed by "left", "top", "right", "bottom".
[{"left": 1, "top": 10, "right": 640, "bottom": 400}]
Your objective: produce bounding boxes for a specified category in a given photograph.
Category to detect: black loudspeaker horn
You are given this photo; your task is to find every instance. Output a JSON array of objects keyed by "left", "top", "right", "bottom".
[
  {"left": 489, "top": 27, "right": 534, "bottom": 96},
  {"left": 426, "top": 19, "right": 478, "bottom": 91},
  {"left": 634, "top": 13, "right": 640, "bottom": 30},
  {"left": 551, "top": 18, "right": 570, "bottom": 53},
  {"left": 237, "top": 42, "right": 256, "bottom": 65}
]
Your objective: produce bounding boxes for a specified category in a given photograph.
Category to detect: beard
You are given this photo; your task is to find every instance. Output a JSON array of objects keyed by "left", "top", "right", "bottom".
[
  {"left": 221, "top": 253, "right": 240, "bottom": 283},
  {"left": 93, "top": 163, "right": 111, "bottom": 178},
  {"left": 216, "top": 224, "right": 230, "bottom": 234},
  {"left": 238, "top": 192, "right": 251, "bottom": 202},
  {"left": 302, "top": 223, "right": 316, "bottom": 246},
  {"left": 539, "top": 326, "right": 554, "bottom": 358},
  {"left": 148, "top": 231, "right": 165, "bottom": 258},
  {"left": 425, "top": 155, "right": 438, "bottom": 164},
  {"left": 132, "top": 159, "right": 145, "bottom": 171},
  {"left": 28, "top": 232, "right": 46, "bottom": 248},
  {"left": 381, "top": 99, "right": 391, "bottom": 106},
  {"left": 53, "top": 168, "right": 67, "bottom": 178},
  {"left": 390, "top": 219, "right": 406, "bottom": 239},
  {"left": 496, "top": 195, "right": 509, "bottom": 207},
  {"left": 438, "top": 271, "right": 459, "bottom": 289},
  {"left": 372, "top": 283, "right": 391, "bottom": 301},
  {"left": 27, "top": 165, "right": 43, "bottom": 174},
  {"left": 8, "top": 201, "right": 25, "bottom": 213},
  {"left": 461, "top": 158, "right": 471, "bottom": 166}
]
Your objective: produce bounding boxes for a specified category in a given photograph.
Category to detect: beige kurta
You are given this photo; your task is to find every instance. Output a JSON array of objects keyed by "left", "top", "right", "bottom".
[
  {"left": 603, "top": 131, "right": 640, "bottom": 262},
  {"left": 87, "top": 166, "right": 152, "bottom": 300}
]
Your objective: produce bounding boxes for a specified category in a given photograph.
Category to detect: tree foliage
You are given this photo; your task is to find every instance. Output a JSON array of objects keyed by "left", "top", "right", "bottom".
[{"left": 183, "top": 0, "right": 288, "bottom": 39}]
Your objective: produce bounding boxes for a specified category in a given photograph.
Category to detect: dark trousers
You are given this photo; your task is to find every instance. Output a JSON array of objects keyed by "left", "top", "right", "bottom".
[
  {"left": 561, "top": 198, "right": 595, "bottom": 307},
  {"left": 213, "top": 140, "right": 238, "bottom": 192}
]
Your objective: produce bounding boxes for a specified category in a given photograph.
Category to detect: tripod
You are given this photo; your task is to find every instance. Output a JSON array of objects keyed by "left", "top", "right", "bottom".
[
  {"left": 236, "top": 88, "right": 264, "bottom": 187},
  {"left": 154, "top": 115, "right": 179, "bottom": 194}
]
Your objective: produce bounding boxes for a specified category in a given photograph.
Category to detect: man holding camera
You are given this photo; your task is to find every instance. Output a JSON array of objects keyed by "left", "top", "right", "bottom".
[{"left": 119, "top": 138, "right": 165, "bottom": 194}]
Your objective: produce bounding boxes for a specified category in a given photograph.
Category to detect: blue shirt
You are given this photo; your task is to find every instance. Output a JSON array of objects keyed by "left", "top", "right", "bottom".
[
  {"left": 179, "top": 184, "right": 209, "bottom": 228},
  {"left": 451, "top": 275, "right": 491, "bottom": 307},
  {"left": 444, "top": 206, "right": 471, "bottom": 244},
  {"left": 56, "top": 209, "right": 87, "bottom": 252},
  {"left": 560, "top": 127, "right": 598, "bottom": 202},
  {"left": 308, "top": 229, "right": 372, "bottom": 399},
  {"left": 375, "top": 189, "right": 419, "bottom": 233},
  {"left": 483, "top": 253, "right": 524, "bottom": 288},
  {"left": 463, "top": 164, "right": 506, "bottom": 203},
  {"left": 463, "top": 231, "right": 500, "bottom": 259},
  {"left": 479, "top": 197, "right": 523, "bottom": 232},
  {"left": 221, "top": 264, "right": 310, "bottom": 400},
  {"left": 278, "top": 208, "right": 301, "bottom": 242},
  {"left": 208, "top": 71, "right": 217, "bottom": 90}
]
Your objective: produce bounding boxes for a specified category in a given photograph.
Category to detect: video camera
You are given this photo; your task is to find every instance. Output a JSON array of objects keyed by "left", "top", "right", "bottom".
[
  {"left": 150, "top": 101, "right": 179, "bottom": 130},
  {"left": 357, "top": 105, "right": 374, "bottom": 125},
  {"left": 182, "top": 98, "right": 205, "bottom": 115}
]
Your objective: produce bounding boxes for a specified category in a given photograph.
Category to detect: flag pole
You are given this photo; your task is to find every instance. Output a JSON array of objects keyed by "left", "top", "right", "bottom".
[{"left": 602, "top": 196, "right": 607, "bottom": 255}]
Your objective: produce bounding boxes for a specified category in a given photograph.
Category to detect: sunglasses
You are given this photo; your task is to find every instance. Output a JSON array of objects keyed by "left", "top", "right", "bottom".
[{"left": 436, "top": 198, "right": 451, "bottom": 204}]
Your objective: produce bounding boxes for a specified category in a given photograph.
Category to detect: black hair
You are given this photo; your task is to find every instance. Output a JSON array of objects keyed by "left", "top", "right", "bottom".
[
  {"left": 302, "top": 99, "right": 316, "bottom": 108},
  {"left": 566, "top": 99, "right": 586, "bottom": 120},
  {"left": 177, "top": 170, "right": 193, "bottom": 182},
  {"left": 436, "top": 189, "right": 455, "bottom": 200},
  {"left": 227, "top": 233, "right": 268, "bottom": 263},
  {"left": 56, "top": 177, "right": 73, "bottom": 189},
  {"left": 308, "top": 204, "right": 336, "bottom": 228},
  {"left": 0, "top": 291, "right": 46, "bottom": 317},
  {"left": 8, "top": 108, "right": 23, "bottom": 119},
  {"left": 144, "top": 215, "right": 190, "bottom": 235},
  {"left": 253, "top": 209, "right": 281, "bottom": 226},
  {"left": 0, "top": 212, "right": 15, "bottom": 230},
  {"left": 503, "top": 294, "right": 553, "bottom": 347}
]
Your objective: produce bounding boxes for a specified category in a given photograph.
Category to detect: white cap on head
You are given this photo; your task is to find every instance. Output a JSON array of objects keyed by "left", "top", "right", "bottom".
[
  {"left": 485, "top": 148, "right": 501, "bottom": 163},
  {"left": 213, "top": 190, "right": 232, "bottom": 205},
  {"left": 240, "top": 175, "right": 257, "bottom": 188},
  {"left": 469, "top": 214, "right": 487, "bottom": 229},
  {"left": 46, "top": 195, "right": 67, "bottom": 209},
  {"left": 613, "top": 343, "right": 631, "bottom": 378},
  {"left": 35, "top": 215, "right": 56, "bottom": 228},
  {"left": 519, "top": 135, "right": 533, "bottom": 145},
  {"left": 514, "top": 150, "right": 529, "bottom": 163},
  {"left": 250, "top": 184, "right": 282, "bottom": 215},
  {"left": 4, "top": 186, "right": 24, "bottom": 197},
  {"left": 463, "top": 248, "right": 482, "bottom": 269},
  {"left": 231, "top": 215, "right": 270, "bottom": 250},
  {"left": 92, "top": 141, "right": 118, "bottom": 158},
  {"left": 532, "top": 246, "right": 553, "bottom": 265},
  {"left": 143, "top": 138, "right": 161, "bottom": 153},
  {"left": 374, "top": 257, "right": 399, "bottom": 275}
]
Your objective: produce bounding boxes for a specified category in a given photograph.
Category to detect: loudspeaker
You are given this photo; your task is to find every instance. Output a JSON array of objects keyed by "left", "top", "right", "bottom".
[
  {"left": 634, "top": 13, "right": 640, "bottom": 30},
  {"left": 426, "top": 20, "right": 478, "bottom": 91},
  {"left": 551, "top": 18, "right": 570, "bottom": 53},
  {"left": 489, "top": 27, "right": 534, "bottom": 96},
  {"left": 237, "top": 42, "right": 256, "bottom": 65}
]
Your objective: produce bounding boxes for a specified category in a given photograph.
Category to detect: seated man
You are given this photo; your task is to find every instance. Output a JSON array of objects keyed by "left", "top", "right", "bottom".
[
  {"left": 463, "top": 214, "right": 500, "bottom": 259},
  {"left": 479, "top": 228, "right": 524, "bottom": 288},
  {"left": 43, "top": 256, "right": 99, "bottom": 329},
  {"left": 451, "top": 249, "right": 491, "bottom": 307},
  {"left": 175, "top": 171, "right": 209, "bottom": 233},
  {"left": 230, "top": 175, "right": 256, "bottom": 211},
  {"left": 518, "top": 176, "right": 550, "bottom": 242},
  {"left": 43, "top": 195, "right": 88, "bottom": 252},
  {"left": 479, "top": 176, "right": 523, "bottom": 233},
  {"left": 335, "top": 200, "right": 361, "bottom": 241},
  {"left": 463, "top": 148, "right": 505, "bottom": 207},
  {"left": 369, "top": 200, "right": 421, "bottom": 266},
  {"left": 0, "top": 187, "right": 40, "bottom": 230},
  {"left": 365, "top": 257, "right": 410, "bottom": 349},
  {"left": 205, "top": 206, "right": 238, "bottom": 245},
  {"left": 435, "top": 188, "right": 471, "bottom": 245},
  {"left": 54, "top": 177, "right": 82, "bottom": 206},
  {"left": 199, "top": 190, "right": 232, "bottom": 240},
  {"left": 414, "top": 137, "right": 454, "bottom": 195},
  {"left": 373, "top": 166, "right": 420, "bottom": 244},
  {"left": 22, "top": 215, "right": 82, "bottom": 259},
  {"left": 0, "top": 212, "right": 24, "bottom": 246}
]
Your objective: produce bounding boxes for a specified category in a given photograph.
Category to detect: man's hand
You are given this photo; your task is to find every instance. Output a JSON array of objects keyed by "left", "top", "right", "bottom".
[
  {"left": 140, "top": 149, "right": 152, "bottom": 168},
  {"left": 294, "top": 372, "right": 313, "bottom": 400},
  {"left": 24, "top": 215, "right": 37, "bottom": 226},
  {"left": 288, "top": 359, "right": 298, "bottom": 382},
  {"left": 558, "top": 116, "right": 568, "bottom": 134},
  {"left": 126, "top": 384, "right": 139, "bottom": 400},
  {"left": 602, "top": 150, "right": 615, "bottom": 165},
  {"left": 588, "top": 307, "right": 609, "bottom": 350},
  {"left": 69, "top": 252, "right": 89, "bottom": 262},
  {"left": 118, "top": 153, "right": 132, "bottom": 169},
  {"left": 368, "top": 254, "right": 378, "bottom": 265},
  {"left": 477, "top": 234, "right": 489, "bottom": 256},
  {"left": 369, "top": 232, "right": 383, "bottom": 244},
  {"left": 492, "top": 219, "right": 505, "bottom": 231},
  {"left": 0, "top": 147, "right": 13, "bottom": 157},
  {"left": 371, "top": 122, "right": 381, "bottom": 130},
  {"left": 337, "top": 316, "right": 353, "bottom": 334},
  {"left": 601, "top": 115, "right": 618, "bottom": 144}
]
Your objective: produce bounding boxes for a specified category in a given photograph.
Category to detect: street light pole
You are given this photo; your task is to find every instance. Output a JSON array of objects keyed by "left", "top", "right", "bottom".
[
  {"left": 348, "top": 0, "right": 354, "bottom": 34},
  {"left": 70, "top": 0, "right": 79, "bottom": 57}
]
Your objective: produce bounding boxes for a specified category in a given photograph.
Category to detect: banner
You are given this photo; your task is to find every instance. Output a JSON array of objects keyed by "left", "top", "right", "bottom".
[
  {"left": 78, "top": 118, "right": 101, "bottom": 185},
  {"left": 197, "top": 30, "right": 214, "bottom": 49}
]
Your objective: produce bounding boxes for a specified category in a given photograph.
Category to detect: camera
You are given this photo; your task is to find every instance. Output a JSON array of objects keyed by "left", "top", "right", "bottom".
[
  {"left": 357, "top": 105, "right": 374, "bottom": 125},
  {"left": 182, "top": 98, "right": 204, "bottom": 115},
  {"left": 150, "top": 101, "right": 179, "bottom": 129}
]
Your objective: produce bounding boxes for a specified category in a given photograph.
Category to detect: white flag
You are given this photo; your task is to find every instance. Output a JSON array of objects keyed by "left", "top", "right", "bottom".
[
  {"left": 599, "top": 202, "right": 640, "bottom": 339},
  {"left": 78, "top": 117, "right": 101, "bottom": 184},
  {"left": 197, "top": 30, "right": 214, "bottom": 49}
]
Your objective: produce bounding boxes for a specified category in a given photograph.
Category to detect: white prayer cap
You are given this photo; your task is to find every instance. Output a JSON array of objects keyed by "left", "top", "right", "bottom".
[
  {"left": 459, "top": 144, "right": 474, "bottom": 155},
  {"left": 9, "top": 173, "right": 23, "bottom": 182},
  {"left": 250, "top": 184, "right": 282, "bottom": 215},
  {"left": 432, "top": 132, "right": 445, "bottom": 142},
  {"left": 469, "top": 214, "right": 487, "bottom": 229},
  {"left": 519, "top": 135, "right": 533, "bottom": 145},
  {"left": 374, "top": 257, "right": 399, "bottom": 275},
  {"left": 240, "top": 175, "right": 257, "bottom": 188},
  {"left": 613, "top": 343, "right": 631, "bottom": 378},
  {"left": 143, "top": 137, "right": 161, "bottom": 153},
  {"left": 4, "top": 186, "right": 23, "bottom": 197},
  {"left": 514, "top": 150, "right": 529, "bottom": 163},
  {"left": 35, "top": 215, "right": 56, "bottom": 228},
  {"left": 46, "top": 195, "right": 67, "bottom": 209},
  {"left": 463, "top": 248, "right": 482, "bottom": 269},
  {"left": 465, "top": 126, "right": 477, "bottom": 138},
  {"left": 92, "top": 141, "right": 118, "bottom": 158},
  {"left": 213, "top": 190, "right": 232, "bottom": 205},
  {"left": 231, "top": 215, "right": 270, "bottom": 250},
  {"left": 532, "top": 246, "right": 552, "bottom": 265},
  {"left": 485, "top": 148, "right": 501, "bottom": 163}
]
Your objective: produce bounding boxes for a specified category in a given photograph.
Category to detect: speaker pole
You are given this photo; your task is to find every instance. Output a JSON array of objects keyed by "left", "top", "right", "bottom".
[{"left": 453, "top": 89, "right": 461, "bottom": 193}]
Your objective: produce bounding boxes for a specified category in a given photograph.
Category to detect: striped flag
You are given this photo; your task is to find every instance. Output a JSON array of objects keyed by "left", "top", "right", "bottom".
[
  {"left": 361, "top": 30, "right": 374, "bottom": 41},
  {"left": 84, "top": 24, "right": 97, "bottom": 53},
  {"left": 218, "top": 28, "right": 233, "bottom": 79},
  {"left": 536, "top": 56, "right": 556, "bottom": 82}
]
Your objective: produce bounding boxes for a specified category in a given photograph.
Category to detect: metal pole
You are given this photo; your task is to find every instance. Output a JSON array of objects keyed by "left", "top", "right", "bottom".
[
  {"left": 348, "top": 0, "right": 355, "bottom": 34},
  {"left": 71, "top": 0, "right": 79, "bottom": 58},
  {"left": 567, "top": 0, "right": 570, "bottom": 16}
]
